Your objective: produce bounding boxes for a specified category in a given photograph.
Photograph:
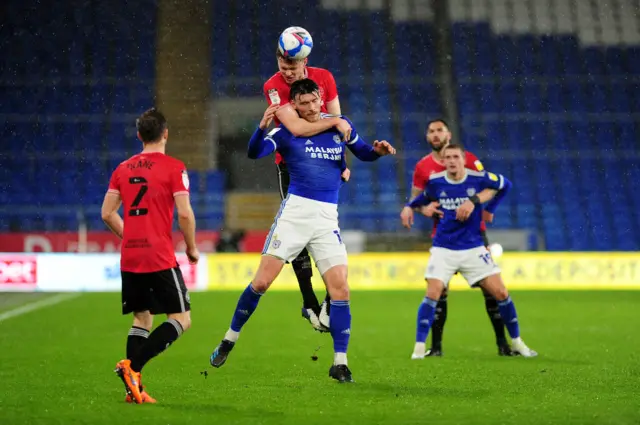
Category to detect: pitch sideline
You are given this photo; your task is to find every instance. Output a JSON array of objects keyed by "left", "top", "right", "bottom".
[{"left": 0, "top": 293, "right": 80, "bottom": 323}]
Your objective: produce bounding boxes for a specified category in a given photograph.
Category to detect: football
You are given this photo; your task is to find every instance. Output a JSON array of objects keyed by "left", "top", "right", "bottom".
[
  {"left": 489, "top": 243, "right": 504, "bottom": 259},
  {"left": 278, "top": 26, "right": 313, "bottom": 60}
]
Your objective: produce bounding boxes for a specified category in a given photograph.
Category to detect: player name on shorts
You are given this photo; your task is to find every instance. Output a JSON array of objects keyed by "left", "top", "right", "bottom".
[
  {"left": 305, "top": 145, "right": 343, "bottom": 161},
  {"left": 440, "top": 197, "right": 471, "bottom": 210}
]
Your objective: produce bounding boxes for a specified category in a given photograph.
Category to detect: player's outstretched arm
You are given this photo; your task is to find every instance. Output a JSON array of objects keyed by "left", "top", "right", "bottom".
[
  {"left": 101, "top": 192, "right": 123, "bottom": 239},
  {"left": 247, "top": 127, "right": 277, "bottom": 159},
  {"left": 346, "top": 136, "right": 396, "bottom": 161}
]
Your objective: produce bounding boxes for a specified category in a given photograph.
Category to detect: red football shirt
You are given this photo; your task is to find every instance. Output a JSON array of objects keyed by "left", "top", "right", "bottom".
[
  {"left": 107, "top": 152, "right": 189, "bottom": 273},
  {"left": 263, "top": 66, "right": 339, "bottom": 164},
  {"left": 412, "top": 151, "right": 487, "bottom": 236}
]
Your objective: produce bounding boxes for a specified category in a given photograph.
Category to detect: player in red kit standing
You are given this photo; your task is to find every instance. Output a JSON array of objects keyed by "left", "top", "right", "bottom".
[
  {"left": 101, "top": 108, "right": 199, "bottom": 404},
  {"left": 401, "top": 118, "right": 512, "bottom": 357},
  {"left": 263, "top": 43, "right": 352, "bottom": 331}
]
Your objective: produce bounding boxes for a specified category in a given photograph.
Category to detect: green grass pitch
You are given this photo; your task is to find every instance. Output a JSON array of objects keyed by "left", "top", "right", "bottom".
[{"left": 0, "top": 290, "right": 639, "bottom": 425}]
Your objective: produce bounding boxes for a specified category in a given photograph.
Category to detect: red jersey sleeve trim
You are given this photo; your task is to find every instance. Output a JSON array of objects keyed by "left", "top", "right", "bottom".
[
  {"left": 107, "top": 189, "right": 120, "bottom": 195},
  {"left": 173, "top": 191, "right": 189, "bottom": 197}
]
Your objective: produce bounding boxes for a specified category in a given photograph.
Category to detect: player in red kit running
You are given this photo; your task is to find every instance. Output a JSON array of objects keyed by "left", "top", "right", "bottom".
[
  {"left": 101, "top": 108, "right": 199, "bottom": 404},
  {"left": 263, "top": 43, "right": 352, "bottom": 331},
  {"left": 401, "top": 118, "right": 512, "bottom": 357}
]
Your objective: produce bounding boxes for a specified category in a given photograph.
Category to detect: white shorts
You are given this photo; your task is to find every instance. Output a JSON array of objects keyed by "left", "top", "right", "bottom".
[
  {"left": 262, "top": 194, "right": 347, "bottom": 265},
  {"left": 425, "top": 246, "right": 500, "bottom": 287}
]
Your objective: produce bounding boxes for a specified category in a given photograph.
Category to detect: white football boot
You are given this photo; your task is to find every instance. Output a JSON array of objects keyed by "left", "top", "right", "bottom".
[
  {"left": 511, "top": 337, "right": 538, "bottom": 357},
  {"left": 411, "top": 342, "right": 427, "bottom": 359}
]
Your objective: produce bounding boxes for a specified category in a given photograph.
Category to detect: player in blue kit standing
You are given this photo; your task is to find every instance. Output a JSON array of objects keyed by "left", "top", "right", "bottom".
[
  {"left": 403, "top": 143, "right": 538, "bottom": 359},
  {"left": 208, "top": 79, "right": 396, "bottom": 383}
]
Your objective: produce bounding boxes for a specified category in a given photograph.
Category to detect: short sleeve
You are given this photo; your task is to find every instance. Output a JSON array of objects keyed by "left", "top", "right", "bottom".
[
  {"left": 264, "top": 81, "right": 287, "bottom": 107},
  {"left": 172, "top": 164, "right": 190, "bottom": 197},
  {"left": 481, "top": 171, "right": 505, "bottom": 191},
  {"left": 466, "top": 152, "right": 484, "bottom": 172},
  {"left": 107, "top": 168, "right": 121, "bottom": 195},
  {"left": 323, "top": 71, "right": 338, "bottom": 103},
  {"left": 412, "top": 163, "right": 428, "bottom": 190}
]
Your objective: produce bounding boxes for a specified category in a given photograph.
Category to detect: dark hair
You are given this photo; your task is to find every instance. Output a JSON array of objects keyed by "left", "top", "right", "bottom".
[
  {"left": 427, "top": 118, "right": 450, "bottom": 130},
  {"left": 276, "top": 48, "right": 305, "bottom": 63},
  {"left": 443, "top": 143, "right": 465, "bottom": 154},
  {"left": 289, "top": 78, "right": 320, "bottom": 101},
  {"left": 136, "top": 108, "right": 167, "bottom": 143}
]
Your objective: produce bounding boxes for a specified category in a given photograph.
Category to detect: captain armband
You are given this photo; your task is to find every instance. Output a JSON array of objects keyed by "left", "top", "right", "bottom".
[{"left": 469, "top": 195, "right": 481, "bottom": 205}]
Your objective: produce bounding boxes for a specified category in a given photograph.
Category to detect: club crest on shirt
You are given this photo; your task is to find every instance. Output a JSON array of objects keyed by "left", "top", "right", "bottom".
[
  {"left": 182, "top": 170, "right": 190, "bottom": 190},
  {"left": 333, "top": 135, "right": 342, "bottom": 144},
  {"left": 467, "top": 188, "right": 476, "bottom": 196}
]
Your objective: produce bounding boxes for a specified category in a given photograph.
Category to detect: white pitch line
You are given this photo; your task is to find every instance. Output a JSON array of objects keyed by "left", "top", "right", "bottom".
[{"left": 0, "top": 293, "right": 80, "bottom": 323}]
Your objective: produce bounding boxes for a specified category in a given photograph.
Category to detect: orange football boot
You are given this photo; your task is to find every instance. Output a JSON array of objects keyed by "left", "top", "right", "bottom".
[
  {"left": 125, "top": 390, "right": 156, "bottom": 404},
  {"left": 115, "top": 360, "right": 143, "bottom": 404}
]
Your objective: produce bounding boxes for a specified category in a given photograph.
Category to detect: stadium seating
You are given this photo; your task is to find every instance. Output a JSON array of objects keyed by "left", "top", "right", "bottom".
[
  {"left": 446, "top": 0, "right": 640, "bottom": 250},
  {"left": 3, "top": 0, "right": 638, "bottom": 251},
  {"left": 211, "top": 0, "right": 639, "bottom": 249},
  {"left": 1, "top": 0, "right": 227, "bottom": 232}
]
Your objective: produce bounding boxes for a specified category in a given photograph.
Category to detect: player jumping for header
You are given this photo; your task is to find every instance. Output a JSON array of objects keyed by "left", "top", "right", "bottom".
[
  {"left": 263, "top": 35, "right": 353, "bottom": 332},
  {"left": 403, "top": 143, "right": 537, "bottom": 359},
  {"left": 209, "top": 79, "right": 396, "bottom": 382}
]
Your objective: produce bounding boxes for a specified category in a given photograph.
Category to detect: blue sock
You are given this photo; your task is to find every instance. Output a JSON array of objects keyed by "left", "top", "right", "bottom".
[
  {"left": 329, "top": 300, "right": 351, "bottom": 361},
  {"left": 416, "top": 297, "right": 438, "bottom": 343},
  {"left": 497, "top": 296, "right": 520, "bottom": 339},
  {"left": 229, "top": 283, "right": 263, "bottom": 333}
]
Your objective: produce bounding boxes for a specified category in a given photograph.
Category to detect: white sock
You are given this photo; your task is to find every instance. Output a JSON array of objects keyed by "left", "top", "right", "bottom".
[
  {"left": 413, "top": 342, "right": 426, "bottom": 356},
  {"left": 334, "top": 352, "right": 348, "bottom": 366},
  {"left": 224, "top": 329, "right": 240, "bottom": 342},
  {"left": 512, "top": 336, "right": 522, "bottom": 345}
]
